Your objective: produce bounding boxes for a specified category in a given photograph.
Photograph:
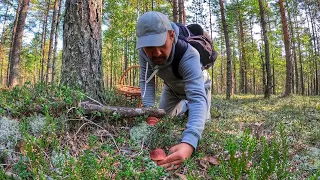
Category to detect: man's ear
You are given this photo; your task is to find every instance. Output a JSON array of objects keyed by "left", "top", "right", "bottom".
[{"left": 170, "top": 30, "right": 175, "bottom": 40}]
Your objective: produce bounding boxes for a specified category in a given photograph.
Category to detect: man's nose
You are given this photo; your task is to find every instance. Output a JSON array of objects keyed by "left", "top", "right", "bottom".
[{"left": 152, "top": 47, "right": 161, "bottom": 57}]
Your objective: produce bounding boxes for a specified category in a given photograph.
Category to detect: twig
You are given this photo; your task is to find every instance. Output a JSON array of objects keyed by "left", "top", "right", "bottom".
[
  {"left": 4, "top": 171, "right": 20, "bottom": 180},
  {"left": 73, "top": 121, "right": 91, "bottom": 139},
  {"left": 83, "top": 94, "right": 104, "bottom": 106},
  {"left": 34, "top": 144, "right": 54, "bottom": 169},
  {"left": 66, "top": 107, "right": 76, "bottom": 117},
  {"left": 81, "top": 117, "right": 121, "bottom": 154}
]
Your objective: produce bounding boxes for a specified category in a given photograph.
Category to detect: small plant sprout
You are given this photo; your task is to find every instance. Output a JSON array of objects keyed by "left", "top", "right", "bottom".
[
  {"left": 146, "top": 116, "right": 159, "bottom": 126},
  {"left": 150, "top": 148, "right": 166, "bottom": 164}
]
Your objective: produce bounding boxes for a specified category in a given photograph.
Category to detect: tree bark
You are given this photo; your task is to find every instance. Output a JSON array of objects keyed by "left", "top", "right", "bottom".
[
  {"left": 286, "top": 2, "right": 299, "bottom": 94},
  {"left": 259, "top": 0, "right": 272, "bottom": 98},
  {"left": 279, "top": 0, "right": 293, "bottom": 96},
  {"left": 7, "top": 0, "right": 21, "bottom": 86},
  {"left": 173, "top": 0, "right": 178, "bottom": 23},
  {"left": 52, "top": 0, "right": 63, "bottom": 83},
  {"left": 80, "top": 102, "right": 166, "bottom": 118},
  {"left": 46, "top": 0, "right": 59, "bottom": 84},
  {"left": 40, "top": 0, "right": 50, "bottom": 83},
  {"left": 178, "top": 0, "right": 185, "bottom": 24},
  {"left": 61, "top": 0, "right": 105, "bottom": 103},
  {"left": 238, "top": 11, "right": 247, "bottom": 94},
  {"left": 0, "top": 5, "right": 9, "bottom": 86},
  {"left": 233, "top": 48, "right": 237, "bottom": 94},
  {"left": 8, "top": 0, "right": 30, "bottom": 88},
  {"left": 297, "top": 29, "right": 304, "bottom": 95},
  {"left": 219, "top": 0, "right": 232, "bottom": 99},
  {"left": 260, "top": 45, "right": 266, "bottom": 92}
]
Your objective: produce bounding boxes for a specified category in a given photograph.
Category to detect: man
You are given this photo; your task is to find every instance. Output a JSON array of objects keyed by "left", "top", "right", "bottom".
[{"left": 136, "top": 11, "right": 211, "bottom": 170}]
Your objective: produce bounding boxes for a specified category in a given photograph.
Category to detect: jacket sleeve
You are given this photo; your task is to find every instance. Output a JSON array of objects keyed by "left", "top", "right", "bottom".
[
  {"left": 179, "top": 46, "right": 208, "bottom": 150},
  {"left": 139, "top": 51, "right": 156, "bottom": 107}
]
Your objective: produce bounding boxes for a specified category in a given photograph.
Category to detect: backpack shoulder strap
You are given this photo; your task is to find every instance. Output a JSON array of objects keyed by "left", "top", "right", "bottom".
[{"left": 172, "top": 39, "right": 188, "bottom": 79}]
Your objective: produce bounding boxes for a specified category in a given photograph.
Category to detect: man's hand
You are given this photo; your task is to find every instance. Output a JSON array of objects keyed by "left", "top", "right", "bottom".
[{"left": 157, "top": 143, "right": 194, "bottom": 170}]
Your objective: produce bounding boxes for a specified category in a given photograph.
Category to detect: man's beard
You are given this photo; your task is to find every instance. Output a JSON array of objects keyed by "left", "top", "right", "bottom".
[{"left": 152, "top": 56, "right": 167, "bottom": 65}]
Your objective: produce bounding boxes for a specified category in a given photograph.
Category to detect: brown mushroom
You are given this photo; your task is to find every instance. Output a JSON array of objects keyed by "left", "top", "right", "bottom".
[
  {"left": 149, "top": 148, "right": 166, "bottom": 163},
  {"left": 146, "top": 116, "right": 159, "bottom": 126}
]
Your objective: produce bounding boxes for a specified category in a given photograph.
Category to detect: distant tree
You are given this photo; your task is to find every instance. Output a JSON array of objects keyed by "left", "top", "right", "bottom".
[
  {"left": 178, "top": 0, "right": 185, "bottom": 24},
  {"left": 279, "top": 0, "right": 293, "bottom": 96},
  {"left": 258, "top": 0, "right": 272, "bottom": 98},
  {"left": 8, "top": 0, "right": 30, "bottom": 87},
  {"left": 40, "top": 0, "right": 50, "bottom": 83},
  {"left": 52, "top": 0, "right": 62, "bottom": 83},
  {"left": 46, "top": 0, "right": 59, "bottom": 84},
  {"left": 173, "top": 0, "right": 178, "bottom": 22},
  {"left": 219, "top": 0, "right": 232, "bottom": 99}
]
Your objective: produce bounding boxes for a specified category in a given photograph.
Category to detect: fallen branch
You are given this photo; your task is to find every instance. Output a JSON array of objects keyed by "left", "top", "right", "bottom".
[{"left": 80, "top": 102, "right": 166, "bottom": 118}]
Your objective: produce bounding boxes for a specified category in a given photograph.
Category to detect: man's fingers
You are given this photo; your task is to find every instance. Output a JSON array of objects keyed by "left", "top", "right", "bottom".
[
  {"left": 158, "top": 160, "right": 182, "bottom": 169},
  {"left": 166, "top": 164, "right": 181, "bottom": 171},
  {"left": 157, "top": 152, "right": 181, "bottom": 165},
  {"left": 168, "top": 144, "right": 179, "bottom": 154}
]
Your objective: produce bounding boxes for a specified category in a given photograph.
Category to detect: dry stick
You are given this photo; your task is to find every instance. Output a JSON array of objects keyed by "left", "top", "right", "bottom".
[
  {"left": 73, "top": 121, "right": 91, "bottom": 138},
  {"left": 66, "top": 107, "right": 76, "bottom": 116},
  {"left": 34, "top": 144, "right": 54, "bottom": 169},
  {"left": 70, "top": 117, "right": 121, "bottom": 154},
  {"left": 84, "top": 117, "right": 121, "bottom": 154},
  {"left": 83, "top": 94, "right": 104, "bottom": 106}
]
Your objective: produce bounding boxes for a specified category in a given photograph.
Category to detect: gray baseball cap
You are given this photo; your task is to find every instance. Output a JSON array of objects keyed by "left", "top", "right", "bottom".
[{"left": 136, "top": 11, "right": 172, "bottom": 49}]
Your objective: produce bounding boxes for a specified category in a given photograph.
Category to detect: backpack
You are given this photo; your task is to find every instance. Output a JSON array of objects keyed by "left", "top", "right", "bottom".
[{"left": 172, "top": 23, "right": 218, "bottom": 79}]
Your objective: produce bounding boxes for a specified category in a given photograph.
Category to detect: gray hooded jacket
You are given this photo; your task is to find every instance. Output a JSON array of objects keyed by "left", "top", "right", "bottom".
[{"left": 138, "top": 23, "right": 211, "bottom": 149}]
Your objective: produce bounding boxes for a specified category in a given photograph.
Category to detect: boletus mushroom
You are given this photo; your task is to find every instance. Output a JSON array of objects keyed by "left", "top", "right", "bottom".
[
  {"left": 146, "top": 116, "right": 159, "bottom": 126},
  {"left": 149, "top": 148, "right": 166, "bottom": 164}
]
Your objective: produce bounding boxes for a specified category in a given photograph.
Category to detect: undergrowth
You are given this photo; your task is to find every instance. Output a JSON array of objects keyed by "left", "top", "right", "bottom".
[{"left": 0, "top": 83, "right": 319, "bottom": 179}]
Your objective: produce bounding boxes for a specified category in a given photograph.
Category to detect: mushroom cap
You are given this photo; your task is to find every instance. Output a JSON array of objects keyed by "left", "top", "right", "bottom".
[
  {"left": 150, "top": 148, "right": 166, "bottom": 161},
  {"left": 146, "top": 116, "right": 159, "bottom": 126}
]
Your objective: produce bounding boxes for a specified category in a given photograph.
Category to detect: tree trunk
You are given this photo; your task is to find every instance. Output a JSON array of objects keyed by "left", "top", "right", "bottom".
[
  {"left": 286, "top": 2, "right": 299, "bottom": 94},
  {"left": 178, "top": 0, "right": 185, "bottom": 24},
  {"left": 259, "top": 0, "right": 272, "bottom": 98},
  {"left": 233, "top": 49, "right": 237, "bottom": 94},
  {"left": 40, "top": 1, "right": 50, "bottom": 83},
  {"left": 46, "top": 0, "right": 59, "bottom": 84},
  {"left": 8, "top": 0, "right": 30, "bottom": 88},
  {"left": 0, "top": 5, "right": 9, "bottom": 86},
  {"left": 219, "top": 0, "right": 232, "bottom": 99},
  {"left": 238, "top": 12, "right": 247, "bottom": 94},
  {"left": 61, "top": 0, "right": 105, "bottom": 103},
  {"left": 260, "top": 45, "right": 266, "bottom": 92},
  {"left": 52, "top": 0, "right": 63, "bottom": 83},
  {"left": 307, "top": 4, "right": 319, "bottom": 95},
  {"left": 279, "top": 0, "right": 293, "bottom": 96},
  {"left": 173, "top": 0, "right": 178, "bottom": 23},
  {"left": 7, "top": 0, "right": 22, "bottom": 86},
  {"left": 297, "top": 30, "right": 304, "bottom": 95},
  {"left": 272, "top": 62, "right": 276, "bottom": 95}
]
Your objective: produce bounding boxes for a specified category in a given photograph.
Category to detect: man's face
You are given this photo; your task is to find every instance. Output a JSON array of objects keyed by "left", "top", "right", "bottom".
[{"left": 143, "top": 31, "right": 174, "bottom": 65}]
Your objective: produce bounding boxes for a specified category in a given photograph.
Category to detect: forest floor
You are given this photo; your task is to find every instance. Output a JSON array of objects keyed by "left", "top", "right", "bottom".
[{"left": 0, "top": 84, "right": 319, "bottom": 179}]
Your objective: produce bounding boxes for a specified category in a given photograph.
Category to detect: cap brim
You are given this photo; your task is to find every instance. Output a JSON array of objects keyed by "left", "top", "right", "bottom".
[{"left": 136, "top": 31, "right": 167, "bottom": 49}]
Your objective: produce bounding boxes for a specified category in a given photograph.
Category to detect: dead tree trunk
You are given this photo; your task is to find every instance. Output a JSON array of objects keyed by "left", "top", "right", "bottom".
[{"left": 80, "top": 102, "right": 166, "bottom": 118}]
